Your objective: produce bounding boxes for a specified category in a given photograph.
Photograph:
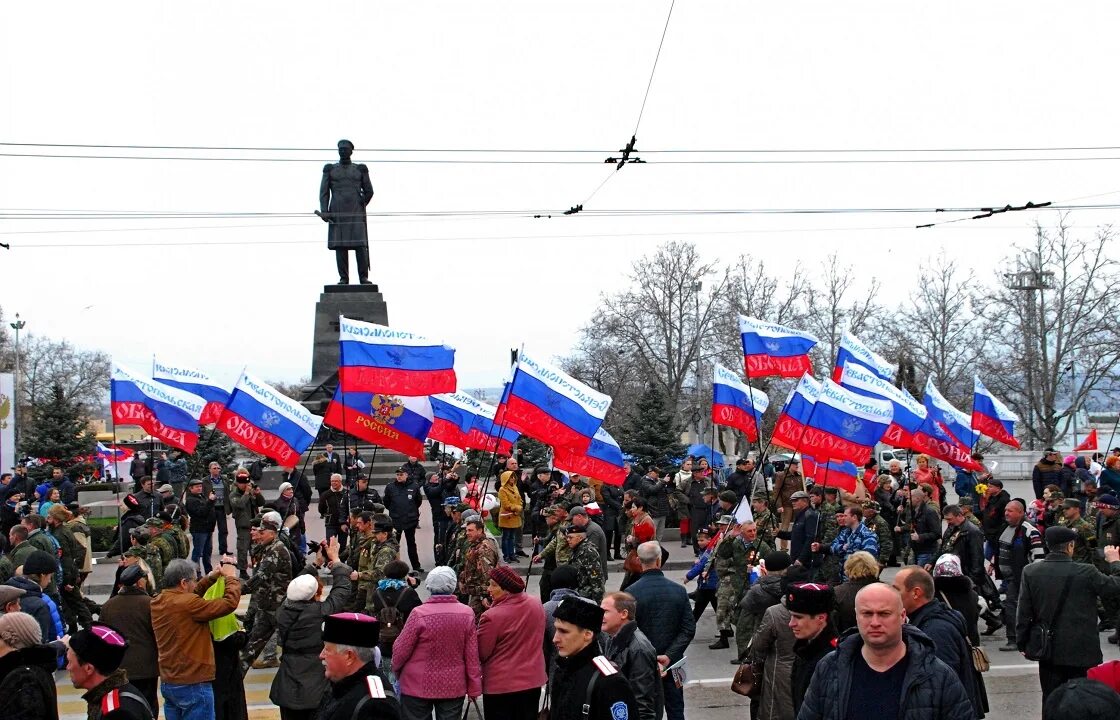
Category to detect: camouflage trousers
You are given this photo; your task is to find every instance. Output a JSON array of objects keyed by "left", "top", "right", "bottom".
[
  {"left": 240, "top": 608, "right": 278, "bottom": 667},
  {"left": 715, "top": 581, "right": 740, "bottom": 632}
]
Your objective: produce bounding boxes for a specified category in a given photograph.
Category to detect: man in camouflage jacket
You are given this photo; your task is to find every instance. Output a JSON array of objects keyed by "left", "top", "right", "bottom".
[
  {"left": 564, "top": 523, "right": 605, "bottom": 602},
  {"left": 459, "top": 518, "right": 499, "bottom": 617},
  {"left": 861, "top": 500, "right": 894, "bottom": 563},
  {"left": 362, "top": 519, "right": 400, "bottom": 614},
  {"left": 1058, "top": 498, "right": 1097, "bottom": 564},
  {"left": 345, "top": 511, "right": 376, "bottom": 612},
  {"left": 750, "top": 493, "right": 779, "bottom": 548},
  {"left": 241, "top": 514, "right": 293, "bottom": 669}
]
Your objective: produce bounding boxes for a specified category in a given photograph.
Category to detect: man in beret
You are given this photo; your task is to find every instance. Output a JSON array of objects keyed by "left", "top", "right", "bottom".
[
  {"left": 1017, "top": 526, "right": 1120, "bottom": 701},
  {"left": 788, "top": 582, "right": 837, "bottom": 716},
  {"left": 66, "top": 622, "right": 153, "bottom": 719},
  {"left": 318, "top": 612, "right": 400, "bottom": 719},
  {"left": 550, "top": 596, "right": 638, "bottom": 720}
]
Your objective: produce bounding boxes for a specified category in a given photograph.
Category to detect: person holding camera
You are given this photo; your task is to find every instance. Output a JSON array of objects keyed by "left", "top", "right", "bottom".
[{"left": 228, "top": 470, "right": 265, "bottom": 580}]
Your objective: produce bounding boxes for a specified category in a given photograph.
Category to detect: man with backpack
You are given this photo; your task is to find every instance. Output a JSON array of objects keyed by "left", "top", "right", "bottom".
[
  {"left": 240, "top": 514, "right": 293, "bottom": 671},
  {"left": 366, "top": 559, "right": 423, "bottom": 692}
]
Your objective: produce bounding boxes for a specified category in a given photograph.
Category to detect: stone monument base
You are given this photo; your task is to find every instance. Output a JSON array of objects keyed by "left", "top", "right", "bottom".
[{"left": 304, "top": 284, "right": 389, "bottom": 412}]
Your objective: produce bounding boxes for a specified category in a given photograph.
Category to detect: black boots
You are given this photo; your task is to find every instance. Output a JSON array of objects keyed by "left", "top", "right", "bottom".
[{"left": 709, "top": 630, "right": 732, "bottom": 649}]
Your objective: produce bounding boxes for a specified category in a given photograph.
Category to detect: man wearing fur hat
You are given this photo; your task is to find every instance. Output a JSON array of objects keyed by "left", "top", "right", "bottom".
[
  {"left": 318, "top": 612, "right": 400, "bottom": 720},
  {"left": 550, "top": 595, "right": 638, "bottom": 720},
  {"left": 67, "top": 622, "right": 154, "bottom": 719}
]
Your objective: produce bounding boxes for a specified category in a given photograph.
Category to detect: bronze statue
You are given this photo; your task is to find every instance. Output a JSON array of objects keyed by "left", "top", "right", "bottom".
[{"left": 318, "top": 139, "right": 374, "bottom": 284}]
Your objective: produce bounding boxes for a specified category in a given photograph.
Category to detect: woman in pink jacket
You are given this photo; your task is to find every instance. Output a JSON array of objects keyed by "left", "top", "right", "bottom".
[
  {"left": 392, "top": 566, "right": 482, "bottom": 720},
  {"left": 477, "top": 565, "right": 547, "bottom": 720}
]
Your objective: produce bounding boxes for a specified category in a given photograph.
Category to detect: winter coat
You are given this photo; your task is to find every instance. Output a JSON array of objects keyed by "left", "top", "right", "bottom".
[
  {"left": 640, "top": 477, "right": 673, "bottom": 518},
  {"left": 604, "top": 621, "right": 663, "bottom": 720},
  {"left": 791, "top": 623, "right": 838, "bottom": 716},
  {"left": 312, "top": 458, "right": 333, "bottom": 493},
  {"left": 367, "top": 584, "right": 423, "bottom": 657},
  {"left": 686, "top": 549, "right": 719, "bottom": 591},
  {"left": 831, "top": 577, "right": 878, "bottom": 635},
  {"left": 393, "top": 594, "right": 483, "bottom": 700},
  {"left": 1032, "top": 458, "right": 1064, "bottom": 494},
  {"left": 1017, "top": 553, "right": 1120, "bottom": 667},
  {"left": 939, "top": 521, "right": 986, "bottom": 585},
  {"left": 778, "top": 507, "right": 820, "bottom": 567},
  {"left": 97, "top": 586, "right": 159, "bottom": 681},
  {"left": 908, "top": 600, "right": 988, "bottom": 718},
  {"left": 4, "top": 575, "right": 63, "bottom": 642},
  {"left": 478, "top": 590, "right": 547, "bottom": 694},
  {"left": 497, "top": 480, "right": 523, "bottom": 529},
  {"left": 751, "top": 602, "right": 796, "bottom": 720},
  {"left": 0, "top": 644, "right": 58, "bottom": 720},
  {"left": 150, "top": 572, "right": 241, "bottom": 685},
  {"left": 229, "top": 486, "right": 265, "bottom": 530},
  {"left": 270, "top": 564, "right": 352, "bottom": 710},
  {"left": 980, "top": 490, "right": 1010, "bottom": 543},
  {"left": 910, "top": 502, "right": 942, "bottom": 556},
  {"left": 184, "top": 492, "right": 217, "bottom": 533},
  {"left": 384, "top": 480, "right": 423, "bottom": 530},
  {"left": 933, "top": 575, "right": 981, "bottom": 647},
  {"left": 797, "top": 625, "right": 974, "bottom": 720},
  {"left": 626, "top": 569, "right": 696, "bottom": 664},
  {"left": 107, "top": 510, "right": 146, "bottom": 557},
  {"left": 543, "top": 587, "right": 581, "bottom": 671},
  {"left": 600, "top": 483, "right": 624, "bottom": 519}
]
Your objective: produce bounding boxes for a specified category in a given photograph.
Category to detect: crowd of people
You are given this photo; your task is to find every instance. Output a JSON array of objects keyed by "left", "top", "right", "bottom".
[{"left": 1, "top": 445, "right": 1120, "bottom": 720}]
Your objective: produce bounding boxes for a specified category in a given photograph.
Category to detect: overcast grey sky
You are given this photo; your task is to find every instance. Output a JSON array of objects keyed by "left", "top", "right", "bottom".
[{"left": 3, "top": 1, "right": 1119, "bottom": 393}]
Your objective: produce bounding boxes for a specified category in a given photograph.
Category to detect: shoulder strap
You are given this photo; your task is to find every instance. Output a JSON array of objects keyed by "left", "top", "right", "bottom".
[
  {"left": 118, "top": 690, "right": 154, "bottom": 719},
  {"left": 582, "top": 670, "right": 601, "bottom": 720},
  {"left": 350, "top": 675, "right": 388, "bottom": 720}
]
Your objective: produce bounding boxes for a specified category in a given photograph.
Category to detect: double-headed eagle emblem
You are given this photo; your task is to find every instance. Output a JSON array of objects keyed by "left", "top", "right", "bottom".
[
  {"left": 0, "top": 392, "right": 10, "bottom": 430},
  {"left": 370, "top": 394, "right": 405, "bottom": 425}
]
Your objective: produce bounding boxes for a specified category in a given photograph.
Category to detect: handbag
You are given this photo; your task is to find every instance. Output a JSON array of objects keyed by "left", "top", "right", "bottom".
[
  {"left": 1022, "top": 574, "right": 1075, "bottom": 662},
  {"left": 462, "top": 697, "right": 484, "bottom": 720},
  {"left": 537, "top": 673, "right": 552, "bottom": 720},
  {"left": 939, "top": 591, "right": 990, "bottom": 672},
  {"left": 731, "top": 661, "right": 762, "bottom": 698},
  {"left": 623, "top": 550, "right": 642, "bottom": 574}
]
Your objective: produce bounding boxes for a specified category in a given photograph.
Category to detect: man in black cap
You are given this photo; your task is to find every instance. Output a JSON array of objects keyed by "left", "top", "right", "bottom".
[
  {"left": 97, "top": 565, "right": 158, "bottom": 714},
  {"left": 383, "top": 467, "right": 423, "bottom": 572},
  {"left": 788, "top": 582, "right": 837, "bottom": 716},
  {"left": 318, "top": 612, "right": 400, "bottom": 719},
  {"left": 1017, "top": 526, "right": 1120, "bottom": 701},
  {"left": 66, "top": 622, "right": 154, "bottom": 719},
  {"left": 550, "top": 596, "right": 638, "bottom": 720},
  {"left": 776, "top": 490, "right": 819, "bottom": 575}
]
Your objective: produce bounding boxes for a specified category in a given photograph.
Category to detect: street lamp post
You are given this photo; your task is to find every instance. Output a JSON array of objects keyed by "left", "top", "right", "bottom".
[{"left": 9, "top": 313, "right": 25, "bottom": 453}]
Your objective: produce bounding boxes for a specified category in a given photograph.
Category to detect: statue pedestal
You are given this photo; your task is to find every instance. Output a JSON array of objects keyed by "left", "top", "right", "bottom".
[{"left": 304, "top": 284, "right": 389, "bottom": 410}]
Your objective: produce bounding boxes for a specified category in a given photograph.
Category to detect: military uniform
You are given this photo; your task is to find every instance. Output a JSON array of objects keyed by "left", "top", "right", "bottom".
[
  {"left": 1059, "top": 515, "right": 1097, "bottom": 564},
  {"left": 752, "top": 508, "right": 779, "bottom": 548},
  {"left": 712, "top": 531, "right": 744, "bottom": 635},
  {"left": 816, "top": 501, "right": 842, "bottom": 582},
  {"left": 460, "top": 537, "right": 499, "bottom": 616},
  {"left": 319, "top": 662, "right": 400, "bottom": 720},
  {"left": 551, "top": 645, "right": 638, "bottom": 720},
  {"left": 863, "top": 513, "right": 894, "bottom": 562},
  {"left": 1095, "top": 510, "right": 1120, "bottom": 630},
  {"left": 148, "top": 527, "right": 176, "bottom": 568},
  {"left": 82, "top": 671, "right": 153, "bottom": 720},
  {"left": 347, "top": 532, "right": 376, "bottom": 612},
  {"left": 569, "top": 537, "right": 605, "bottom": 602},
  {"left": 242, "top": 538, "right": 293, "bottom": 666},
  {"left": 362, "top": 540, "right": 400, "bottom": 613},
  {"left": 540, "top": 526, "right": 575, "bottom": 565},
  {"left": 724, "top": 536, "right": 772, "bottom": 647}
]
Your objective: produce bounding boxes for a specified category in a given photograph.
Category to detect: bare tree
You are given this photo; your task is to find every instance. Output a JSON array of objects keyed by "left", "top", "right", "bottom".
[
  {"left": 19, "top": 335, "right": 111, "bottom": 414},
  {"left": 893, "top": 252, "right": 983, "bottom": 407},
  {"left": 803, "top": 253, "right": 884, "bottom": 372},
  {"left": 977, "top": 218, "right": 1120, "bottom": 448},
  {"left": 560, "top": 334, "right": 643, "bottom": 435}
]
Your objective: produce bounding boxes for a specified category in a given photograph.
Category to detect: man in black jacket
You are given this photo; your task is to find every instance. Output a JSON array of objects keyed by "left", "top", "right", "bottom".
[
  {"left": 1017, "top": 526, "right": 1120, "bottom": 701},
  {"left": 639, "top": 470, "right": 673, "bottom": 540},
  {"left": 318, "top": 612, "right": 400, "bottom": 720},
  {"left": 601, "top": 591, "right": 662, "bottom": 720},
  {"left": 788, "top": 581, "right": 837, "bottom": 716},
  {"left": 941, "top": 504, "right": 1002, "bottom": 633},
  {"left": 550, "top": 596, "right": 638, "bottom": 720},
  {"left": 893, "top": 567, "right": 987, "bottom": 718},
  {"left": 383, "top": 467, "right": 423, "bottom": 572},
  {"left": 348, "top": 475, "right": 382, "bottom": 512},
  {"left": 908, "top": 487, "right": 941, "bottom": 568},
  {"left": 625, "top": 542, "right": 695, "bottom": 720},
  {"left": 980, "top": 480, "right": 1010, "bottom": 559},
  {"left": 67, "top": 622, "right": 155, "bottom": 720},
  {"left": 798, "top": 584, "right": 974, "bottom": 720},
  {"left": 725, "top": 457, "right": 759, "bottom": 500},
  {"left": 776, "top": 491, "right": 818, "bottom": 576}
]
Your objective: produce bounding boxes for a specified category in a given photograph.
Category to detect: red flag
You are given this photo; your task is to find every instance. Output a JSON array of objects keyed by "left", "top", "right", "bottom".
[{"left": 1074, "top": 429, "right": 1098, "bottom": 452}]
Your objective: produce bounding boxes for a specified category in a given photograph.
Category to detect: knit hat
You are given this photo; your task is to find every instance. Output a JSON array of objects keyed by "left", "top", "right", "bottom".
[
  {"left": 20, "top": 549, "right": 57, "bottom": 576},
  {"left": 552, "top": 595, "right": 604, "bottom": 632},
  {"left": 425, "top": 566, "right": 458, "bottom": 595},
  {"left": 550, "top": 564, "right": 579, "bottom": 590},
  {"left": 69, "top": 623, "right": 129, "bottom": 674},
  {"left": 932, "top": 554, "right": 964, "bottom": 578},
  {"left": 287, "top": 575, "right": 319, "bottom": 602},
  {"left": 719, "top": 490, "right": 738, "bottom": 504},
  {"left": 322, "top": 613, "right": 379, "bottom": 647},
  {"left": 489, "top": 565, "right": 525, "bottom": 593},
  {"left": 786, "top": 582, "right": 834, "bottom": 615},
  {"left": 1097, "top": 494, "right": 1120, "bottom": 508},
  {"left": 763, "top": 550, "right": 791, "bottom": 572},
  {"left": 0, "top": 585, "right": 26, "bottom": 605},
  {"left": 278, "top": 482, "right": 293, "bottom": 494},
  {"left": 261, "top": 511, "right": 282, "bottom": 528},
  {"left": 0, "top": 612, "right": 41, "bottom": 649}
]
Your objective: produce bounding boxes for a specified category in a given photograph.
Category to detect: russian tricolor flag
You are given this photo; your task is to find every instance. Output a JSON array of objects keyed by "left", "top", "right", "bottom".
[
  {"left": 910, "top": 413, "right": 984, "bottom": 472},
  {"left": 923, "top": 377, "right": 978, "bottom": 449},
  {"left": 325, "top": 390, "right": 433, "bottom": 458},
  {"left": 553, "top": 426, "right": 627, "bottom": 486},
  {"left": 739, "top": 316, "right": 819, "bottom": 379},
  {"left": 493, "top": 351, "right": 611, "bottom": 452},
  {"left": 801, "top": 454, "right": 861, "bottom": 493},
  {"left": 429, "top": 391, "right": 519, "bottom": 454},
  {"left": 153, "top": 358, "right": 232, "bottom": 426},
  {"left": 770, "top": 374, "right": 822, "bottom": 451},
  {"left": 838, "top": 363, "right": 927, "bottom": 447},
  {"left": 832, "top": 331, "right": 896, "bottom": 383},
  {"left": 219, "top": 372, "right": 323, "bottom": 466},
  {"left": 110, "top": 364, "right": 205, "bottom": 453},
  {"left": 798, "top": 379, "right": 893, "bottom": 465},
  {"left": 96, "top": 442, "right": 134, "bottom": 461},
  {"left": 338, "top": 316, "right": 457, "bottom": 396},
  {"left": 971, "top": 376, "right": 1020, "bottom": 449},
  {"left": 711, "top": 363, "right": 769, "bottom": 442}
]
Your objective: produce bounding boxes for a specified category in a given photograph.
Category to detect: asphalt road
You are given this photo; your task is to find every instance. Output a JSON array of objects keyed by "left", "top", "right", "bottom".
[{"left": 63, "top": 475, "right": 1116, "bottom": 719}]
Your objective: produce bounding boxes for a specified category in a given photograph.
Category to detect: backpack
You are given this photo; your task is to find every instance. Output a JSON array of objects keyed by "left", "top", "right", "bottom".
[
  {"left": 279, "top": 531, "right": 305, "bottom": 569},
  {"left": 374, "top": 589, "right": 407, "bottom": 651}
]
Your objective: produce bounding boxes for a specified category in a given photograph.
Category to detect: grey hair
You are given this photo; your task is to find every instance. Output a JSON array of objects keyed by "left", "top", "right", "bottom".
[
  {"left": 163, "top": 559, "right": 198, "bottom": 589},
  {"left": 333, "top": 643, "right": 377, "bottom": 664},
  {"left": 425, "top": 566, "right": 458, "bottom": 595},
  {"left": 330, "top": 473, "right": 343, "bottom": 484},
  {"left": 637, "top": 541, "right": 661, "bottom": 567}
]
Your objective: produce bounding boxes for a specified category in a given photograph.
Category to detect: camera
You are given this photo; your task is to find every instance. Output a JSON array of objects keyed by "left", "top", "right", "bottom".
[{"left": 307, "top": 540, "right": 323, "bottom": 556}]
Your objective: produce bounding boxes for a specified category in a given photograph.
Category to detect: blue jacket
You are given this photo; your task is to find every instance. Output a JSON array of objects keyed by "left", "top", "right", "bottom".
[
  {"left": 4, "top": 576, "right": 63, "bottom": 642},
  {"left": 686, "top": 550, "right": 719, "bottom": 590},
  {"left": 626, "top": 569, "right": 696, "bottom": 664},
  {"left": 953, "top": 469, "right": 975, "bottom": 499},
  {"left": 829, "top": 523, "right": 880, "bottom": 579}
]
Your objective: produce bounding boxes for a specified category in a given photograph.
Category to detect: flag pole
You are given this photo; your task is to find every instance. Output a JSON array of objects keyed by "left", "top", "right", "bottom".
[{"left": 1105, "top": 412, "right": 1120, "bottom": 459}]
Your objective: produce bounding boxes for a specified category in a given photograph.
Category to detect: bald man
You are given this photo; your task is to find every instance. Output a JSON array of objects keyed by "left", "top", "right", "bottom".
[{"left": 797, "top": 583, "right": 973, "bottom": 720}]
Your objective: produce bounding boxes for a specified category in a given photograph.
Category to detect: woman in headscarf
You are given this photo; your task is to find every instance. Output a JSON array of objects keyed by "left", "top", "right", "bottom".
[{"left": 932, "top": 553, "right": 981, "bottom": 646}]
